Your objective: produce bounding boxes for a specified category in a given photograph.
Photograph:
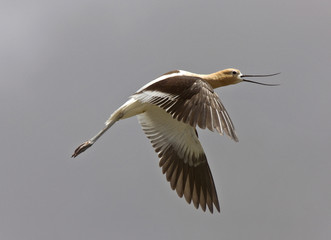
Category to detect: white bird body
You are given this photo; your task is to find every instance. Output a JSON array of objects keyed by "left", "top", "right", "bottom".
[{"left": 72, "top": 68, "right": 279, "bottom": 213}]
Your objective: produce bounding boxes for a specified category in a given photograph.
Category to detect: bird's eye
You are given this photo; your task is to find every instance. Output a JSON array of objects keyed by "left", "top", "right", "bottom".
[{"left": 232, "top": 71, "right": 237, "bottom": 75}]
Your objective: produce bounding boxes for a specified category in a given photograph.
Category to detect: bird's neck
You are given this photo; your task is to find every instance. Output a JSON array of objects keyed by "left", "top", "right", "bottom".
[{"left": 199, "top": 72, "right": 239, "bottom": 89}]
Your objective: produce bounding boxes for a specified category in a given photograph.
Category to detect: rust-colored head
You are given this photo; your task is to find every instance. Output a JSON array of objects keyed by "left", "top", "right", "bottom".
[{"left": 203, "top": 68, "right": 280, "bottom": 89}]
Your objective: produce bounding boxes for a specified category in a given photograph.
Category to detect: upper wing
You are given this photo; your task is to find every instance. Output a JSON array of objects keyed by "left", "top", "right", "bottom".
[
  {"left": 133, "top": 73, "right": 238, "bottom": 142},
  {"left": 137, "top": 105, "right": 220, "bottom": 213}
]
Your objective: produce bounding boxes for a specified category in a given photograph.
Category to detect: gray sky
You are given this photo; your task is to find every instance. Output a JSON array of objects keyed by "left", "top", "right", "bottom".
[{"left": 1, "top": 0, "right": 330, "bottom": 239}]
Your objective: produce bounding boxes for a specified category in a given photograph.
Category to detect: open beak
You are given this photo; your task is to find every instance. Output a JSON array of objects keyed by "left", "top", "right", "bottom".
[{"left": 241, "top": 72, "right": 280, "bottom": 86}]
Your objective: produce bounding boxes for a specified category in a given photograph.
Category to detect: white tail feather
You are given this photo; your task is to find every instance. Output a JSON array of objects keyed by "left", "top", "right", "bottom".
[{"left": 105, "top": 97, "right": 147, "bottom": 125}]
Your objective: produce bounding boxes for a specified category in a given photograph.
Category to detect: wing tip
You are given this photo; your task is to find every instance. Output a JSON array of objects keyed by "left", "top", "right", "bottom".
[{"left": 162, "top": 156, "right": 221, "bottom": 214}]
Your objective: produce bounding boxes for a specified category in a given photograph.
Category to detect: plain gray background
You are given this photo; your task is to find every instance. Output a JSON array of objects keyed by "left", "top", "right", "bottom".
[{"left": 1, "top": 0, "right": 330, "bottom": 239}]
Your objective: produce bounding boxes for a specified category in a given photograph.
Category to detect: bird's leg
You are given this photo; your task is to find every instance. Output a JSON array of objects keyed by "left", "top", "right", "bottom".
[
  {"left": 71, "top": 118, "right": 119, "bottom": 158},
  {"left": 72, "top": 99, "right": 140, "bottom": 158},
  {"left": 71, "top": 140, "right": 94, "bottom": 158}
]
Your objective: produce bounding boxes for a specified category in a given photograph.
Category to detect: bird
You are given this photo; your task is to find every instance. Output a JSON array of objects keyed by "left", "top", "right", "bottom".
[{"left": 72, "top": 68, "right": 279, "bottom": 213}]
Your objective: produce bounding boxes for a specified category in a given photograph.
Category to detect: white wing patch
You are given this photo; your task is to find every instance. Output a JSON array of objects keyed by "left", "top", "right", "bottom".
[
  {"left": 137, "top": 105, "right": 204, "bottom": 167},
  {"left": 132, "top": 90, "right": 178, "bottom": 108}
]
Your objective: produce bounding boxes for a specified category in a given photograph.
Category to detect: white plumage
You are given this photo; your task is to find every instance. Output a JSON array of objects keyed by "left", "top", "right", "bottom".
[{"left": 72, "top": 68, "right": 279, "bottom": 213}]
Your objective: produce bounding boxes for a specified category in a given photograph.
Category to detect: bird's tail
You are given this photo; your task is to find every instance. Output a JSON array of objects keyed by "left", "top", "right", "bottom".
[{"left": 105, "top": 97, "right": 146, "bottom": 125}]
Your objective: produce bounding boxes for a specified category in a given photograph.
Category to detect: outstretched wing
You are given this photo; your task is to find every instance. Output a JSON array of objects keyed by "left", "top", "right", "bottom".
[
  {"left": 137, "top": 105, "right": 220, "bottom": 213},
  {"left": 133, "top": 73, "right": 238, "bottom": 142}
]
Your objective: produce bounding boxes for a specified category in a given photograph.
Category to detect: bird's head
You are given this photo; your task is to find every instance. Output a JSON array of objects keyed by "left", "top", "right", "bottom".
[{"left": 205, "top": 68, "right": 280, "bottom": 88}]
